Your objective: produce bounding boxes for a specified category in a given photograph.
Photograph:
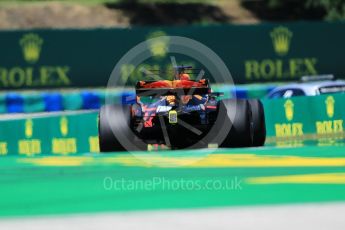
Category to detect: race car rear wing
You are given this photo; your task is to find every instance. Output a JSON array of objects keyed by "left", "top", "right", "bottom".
[{"left": 135, "top": 80, "right": 211, "bottom": 96}]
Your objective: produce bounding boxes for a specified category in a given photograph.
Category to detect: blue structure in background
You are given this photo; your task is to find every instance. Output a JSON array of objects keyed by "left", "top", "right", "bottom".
[
  {"left": 0, "top": 85, "right": 274, "bottom": 114},
  {"left": 232, "top": 88, "right": 248, "bottom": 99},
  {"left": 5, "top": 93, "right": 24, "bottom": 113},
  {"left": 82, "top": 91, "right": 101, "bottom": 109},
  {"left": 121, "top": 92, "right": 136, "bottom": 105},
  {"left": 43, "top": 93, "right": 63, "bottom": 112}
]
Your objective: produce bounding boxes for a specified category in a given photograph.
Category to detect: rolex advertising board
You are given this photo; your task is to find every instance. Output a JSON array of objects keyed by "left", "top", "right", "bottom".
[
  {"left": 0, "top": 22, "right": 345, "bottom": 89},
  {"left": 262, "top": 93, "right": 345, "bottom": 147},
  {"left": 0, "top": 112, "right": 99, "bottom": 156},
  {"left": 0, "top": 93, "right": 344, "bottom": 156}
]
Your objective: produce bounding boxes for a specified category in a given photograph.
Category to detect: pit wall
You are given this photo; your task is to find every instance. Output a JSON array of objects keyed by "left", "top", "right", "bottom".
[{"left": 0, "top": 93, "right": 344, "bottom": 156}]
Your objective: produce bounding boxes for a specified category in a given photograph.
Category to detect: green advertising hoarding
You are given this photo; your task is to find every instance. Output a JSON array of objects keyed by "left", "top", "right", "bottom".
[
  {"left": 0, "top": 112, "right": 99, "bottom": 156},
  {"left": 0, "top": 22, "right": 345, "bottom": 89},
  {"left": 262, "top": 93, "right": 345, "bottom": 146},
  {"left": 0, "top": 94, "right": 343, "bottom": 156}
]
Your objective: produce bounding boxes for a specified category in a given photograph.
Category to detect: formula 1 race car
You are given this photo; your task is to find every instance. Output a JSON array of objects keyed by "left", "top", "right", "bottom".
[{"left": 99, "top": 66, "right": 266, "bottom": 152}]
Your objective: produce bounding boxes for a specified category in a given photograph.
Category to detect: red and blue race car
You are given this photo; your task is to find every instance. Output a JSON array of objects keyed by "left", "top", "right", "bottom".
[{"left": 99, "top": 66, "right": 266, "bottom": 151}]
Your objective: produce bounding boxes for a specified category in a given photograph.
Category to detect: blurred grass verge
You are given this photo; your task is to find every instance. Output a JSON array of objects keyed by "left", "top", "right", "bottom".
[
  {"left": 0, "top": 0, "right": 259, "bottom": 29},
  {"left": 0, "top": 0, "right": 343, "bottom": 30},
  {"left": 0, "top": 0, "right": 214, "bottom": 6}
]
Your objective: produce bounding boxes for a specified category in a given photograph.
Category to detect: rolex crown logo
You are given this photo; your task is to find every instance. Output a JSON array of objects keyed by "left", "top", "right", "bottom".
[
  {"left": 25, "top": 119, "right": 33, "bottom": 138},
  {"left": 284, "top": 99, "right": 294, "bottom": 121},
  {"left": 146, "top": 31, "right": 170, "bottom": 58},
  {"left": 270, "top": 26, "right": 292, "bottom": 56},
  {"left": 19, "top": 33, "right": 43, "bottom": 63},
  {"left": 325, "top": 96, "right": 335, "bottom": 118},
  {"left": 60, "top": 117, "right": 68, "bottom": 136}
]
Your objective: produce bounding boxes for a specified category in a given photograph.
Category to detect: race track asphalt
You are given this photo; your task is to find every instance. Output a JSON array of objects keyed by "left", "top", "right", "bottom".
[{"left": 0, "top": 144, "right": 344, "bottom": 229}]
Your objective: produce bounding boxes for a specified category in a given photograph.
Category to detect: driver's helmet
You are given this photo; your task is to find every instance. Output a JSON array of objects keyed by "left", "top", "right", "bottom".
[{"left": 179, "top": 73, "right": 190, "bottom": 80}]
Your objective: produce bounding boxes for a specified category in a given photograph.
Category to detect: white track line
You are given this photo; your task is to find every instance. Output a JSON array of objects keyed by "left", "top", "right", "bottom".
[{"left": 0, "top": 202, "right": 344, "bottom": 230}]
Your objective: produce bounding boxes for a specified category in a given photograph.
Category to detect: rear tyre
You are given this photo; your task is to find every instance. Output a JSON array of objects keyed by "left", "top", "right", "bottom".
[
  {"left": 218, "top": 99, "right": 253, "bottom": 147},
  {"left": 98, "top": 105, "right": 147, "bottom": 152},
  {"left": 248, "top": 99, "right": 266, "bottom": 146}
]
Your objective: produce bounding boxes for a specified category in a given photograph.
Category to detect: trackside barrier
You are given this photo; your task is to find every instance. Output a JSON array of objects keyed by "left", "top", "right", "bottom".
[
  {"left": 0, "top": 111, "right": 99, "bottom": 156},
  {"left": 0, "top": 84, "right": 275, "bottom": 114},
  {"left": 262, "top": 93, "right": 345, "bottom": 146},
  {"left": 0, "top": 93, "right": 343, "bottom": 156}
]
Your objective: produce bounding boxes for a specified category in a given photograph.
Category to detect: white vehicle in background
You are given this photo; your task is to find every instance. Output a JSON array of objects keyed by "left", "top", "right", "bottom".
[{"left": 267, "top": 75, "right": 345, "bottom": 99}]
